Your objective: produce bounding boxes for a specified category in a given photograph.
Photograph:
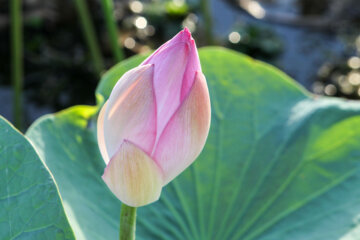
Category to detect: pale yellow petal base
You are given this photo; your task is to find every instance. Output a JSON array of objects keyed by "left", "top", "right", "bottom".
[{"left": 102, "top": 141, "right": 163, "bottom": 207}]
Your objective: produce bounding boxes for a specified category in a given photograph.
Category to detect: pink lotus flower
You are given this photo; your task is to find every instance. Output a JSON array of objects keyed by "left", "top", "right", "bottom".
[{"left": 97, "top": 29, "right": 211, "bottom": 207}]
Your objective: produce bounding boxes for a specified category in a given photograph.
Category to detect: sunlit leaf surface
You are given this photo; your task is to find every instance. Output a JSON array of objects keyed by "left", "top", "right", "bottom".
[{"left": 28, "top": 47, "right": 360, "bottom": 240}]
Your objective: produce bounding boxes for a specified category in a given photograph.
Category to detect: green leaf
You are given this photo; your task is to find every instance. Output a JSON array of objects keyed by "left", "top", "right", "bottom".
[
  {"left": 28, "top": 47, "right": 360, "bottom": 240},
  {"left": 26, "top": 106, "right": 120, "bottom": 240},
  {"left": 0, "top": 116, "right": 74, "bottom": 240}
]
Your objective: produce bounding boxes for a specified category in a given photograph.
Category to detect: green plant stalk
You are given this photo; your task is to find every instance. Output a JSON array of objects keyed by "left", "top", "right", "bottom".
[
  {"left": 74, "top": 0, "right": 105, "bottom": 75},
  {"left": 10, "top": 0, "right": 23, "bottom": 129},
  {"left": 119, "top": 204, "right": 137, "bottom": 240},
  {"left": 200, "top": 0, "right": 214, "bottom": 44},
  {"left": 100, "top": 0, "right": 124, "bottom": 62}
]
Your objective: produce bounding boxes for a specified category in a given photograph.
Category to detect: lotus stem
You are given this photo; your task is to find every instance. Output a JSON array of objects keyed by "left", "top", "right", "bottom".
[
  {"left": 74, "top": 0, "right": 105, "bottom": 75},
  {"left": 119, "top": 204, "right": 137, "bottom": 240},
  {"left": 10, "top": 0, "right": 23, "bottom": 129},
  {"left": 100, "top": 0, "right": 124, "bottom": 62},
  {"left": 200, "top": 0, "right": 214, "bottom": 44}
]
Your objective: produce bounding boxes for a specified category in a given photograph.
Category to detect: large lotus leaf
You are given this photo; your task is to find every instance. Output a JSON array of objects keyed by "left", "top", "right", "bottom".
[
  {"left": 0, "top": 116, "right": 74, "bottom": 240},
  {"left": 26, "top": 106, "right": 120, "bottom": 240},
  {"left": 27, "top": 47, "right": 360, "bottom": 240}
]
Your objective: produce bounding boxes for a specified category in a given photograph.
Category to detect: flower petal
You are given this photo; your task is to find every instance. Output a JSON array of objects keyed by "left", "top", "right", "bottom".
[
  {"left": 153, "top": 72, "right": 211, "bottom": 185},
  {"left": 109, "top": 64, "right": 153, "bottom": 104},
  {"left": 104, "top": 64, "right": 156, "bottom": 159},
  {"left": 142, "top": 28, "right": 193, "bottom": 66},
  {"left": 102, "top": 140, "right": 163, "bottom": 207},
  {"left": 148, "top": 42, "right": 189, "bottom": 139},
  {"left": 141, "top": 28, "right": 201, "bottom": 141},
  {"left": 97, "top": 101, "right": 110, "bottom": 164},
  {"left": 180, "top": 38, "right": 201, "bottom": 101}
]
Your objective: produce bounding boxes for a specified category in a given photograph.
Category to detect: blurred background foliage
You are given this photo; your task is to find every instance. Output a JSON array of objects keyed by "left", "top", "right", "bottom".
[{"left": 0, "top": 0, "right": 359, "bottom": 128}]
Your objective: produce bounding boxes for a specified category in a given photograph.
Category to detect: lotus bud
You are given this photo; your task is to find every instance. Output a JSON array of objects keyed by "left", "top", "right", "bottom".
[{"left": 97, "top": 28, "right": 211, "bottom": 207}]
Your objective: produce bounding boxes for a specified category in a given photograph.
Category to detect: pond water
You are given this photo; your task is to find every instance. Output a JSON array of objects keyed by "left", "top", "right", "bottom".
[{"left": 211, "top": 0, "right": 345, "bottom": 88}]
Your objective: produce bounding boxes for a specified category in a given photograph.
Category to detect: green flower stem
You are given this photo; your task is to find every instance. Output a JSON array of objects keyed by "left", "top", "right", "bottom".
[
  {"left": 100, "top": 0, "right": 124, "bottom": 62},
  {"left": 200, "top": 0, "right": 214, "bottom": 44},
  {"left": 119, "top": 204, "right": 137, "bottom": 240},
  {"left": 10, "top": 0, "right": 23, "bottom": 129},
  {"left": 74, "top": 0, "right": 105, "bottom": 75}
]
